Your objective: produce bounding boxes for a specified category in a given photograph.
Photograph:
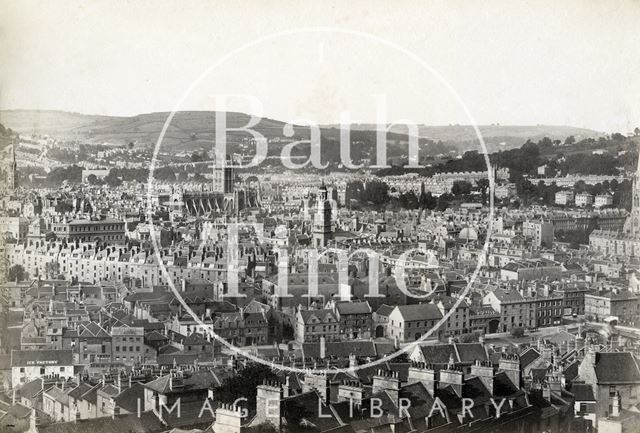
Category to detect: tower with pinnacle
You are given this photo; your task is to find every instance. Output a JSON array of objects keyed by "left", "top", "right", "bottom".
[
  {"left": 6, "top": 142, "right": 16, "bottom": 192},
  {"left": 313, "top": 181, "right": 333, "bottom": 248},
  {"left": 624, "top": 149, "right": 640, "bottom": 237}
]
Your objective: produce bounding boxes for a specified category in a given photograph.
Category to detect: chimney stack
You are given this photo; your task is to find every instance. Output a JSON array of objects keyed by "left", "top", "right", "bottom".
[
  {"left": 498, "top": 353, "right": 520, "bottom": 389},
  {"left": 337, "top": 380, "right": 364, "bottom": 405},
  {"left": 348, "top": 353, "right": 357, "bottom": 370},
  {"left": 255, "top": 381, "right": 282, "bottom": 429},
  {"left": 611, "top": 392, "right": 621, "bottom": 417},
  {"left": 214, "top": 403, "right": 246, "bottom": 433},
  {"left": 320, "top": 337, "right": 326, "bottom": 360},
  {"left": 282, "top": 376, "right": 292, "bottom": 398},
  {"left": 372, "top": 370, "right": 400, "bottom": 404},
  {"left": 407, "top": 362, "right": 437, "bottom": 397},
  {"left": 542, "top": 382, "right": 551, "bottom": 401},
  {"left": 438, "top": 365, "right": 463, "bottom": 397},
  {"left": 470, "top": 360, "right": 494, "bottom": 395}
]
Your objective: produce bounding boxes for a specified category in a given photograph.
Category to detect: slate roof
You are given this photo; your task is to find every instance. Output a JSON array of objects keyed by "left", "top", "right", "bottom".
[
  {"left": 571, "top": 383, "right": 596, "bottom": 401},
  {"left": 157, "top": 352, "right": 214, "bottom": 366},
  {"left": 335, "top": 301, "right": 372, "bottom": 315},
  {"left": 99, "top": 384, "right": 121, "bottom": 397},
  {"left": 302, "top": 341, "right": 377, "bottom": 359},
  {"left": 281, "top": 390, "right": 342, "bottom": 432},
  {"left": 146, "top": 330, "right": 169, "bottom": 342},
  {"left": 546, "top": 330, "right": 576, "bottom": 346},
  {"left": 77, "top": 322, "right": 110, "bottom": 338},
  {"left": 394, "top": 304, "right": 443, "bottom": 321},
  {"left": 375, "top": 304, "right": 394, "bottom": 317},
  {"left": 4, "top": 403, "right": 32, "bottom": 420},
  {"left": 39, "top": 401, "right": 214, "bottom": 433},
  {"left": 593, "top": 352, "right": 640, "bottom": 384},
  {"left": 113, "top": 383, "right": 146, "bottom": 413},
  {"left": 67, "top": 383, "right": 94, "bottom": 400},
  {"left": 16, "top": 378, "right": 43, "bottom": 399},
  {"left": 563, "top": 360, "right": 580, "bottom": 383},
  {"left": 530, "top": 368, "right": 548, "bottom": 381},
  {"left": 455, "top": 343, "right": 489, "bottom": 364},
  {"left": 298, "top": 309, "right": 337, "bottom": 324},
  {"left": 183, "top": 332, "right": 211, "bottom": 345},
  {"left": 493, "top": 371, "right": 520, "bottom": 396},
  {"left": 143, "top": 370, "right": 218, "bottom": 394},
  {"left": 333, "top": 389, "right": 403, "bottom": 431},
  {"left": 416, "top": 344, "right": 457, "bottom": 365},
  {"left": 11, "top": 349, "right": 73, "bottom": 366},
  {"left": 45, "top": 386, "right": 71, "bottom": 405},
  {"left": 491, "top": 288, "right": 525, "bottom": 303},
  {"left": 519, "top": 347, "right": 541, "bottom": 368},
  {"left": 374, "top": 342, "right": 395, "bottom": 355}
]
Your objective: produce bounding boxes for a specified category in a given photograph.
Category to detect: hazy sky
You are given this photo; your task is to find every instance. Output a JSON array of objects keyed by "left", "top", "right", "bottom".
[{"left": 1, "top": 0, "right": 639, "bottom": 132}]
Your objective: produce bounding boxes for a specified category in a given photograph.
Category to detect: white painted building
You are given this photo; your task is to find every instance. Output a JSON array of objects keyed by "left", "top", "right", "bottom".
[
  {"left": 555, "top": 191, "right": 574, "bottom": 206},
  {"left": 11, "top": 350, "right": 74, "bottom": 387},
  {"left": 575, "top": 192, "right": 594, "bottom": 207},
  {"left": 594, "top": 194, "right": 614, "bottom": 208}
]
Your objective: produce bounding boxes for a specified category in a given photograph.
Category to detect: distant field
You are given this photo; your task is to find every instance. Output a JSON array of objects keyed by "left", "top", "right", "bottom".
[{"left": 0, "top": 110, "right": 606, "bottom": 159}]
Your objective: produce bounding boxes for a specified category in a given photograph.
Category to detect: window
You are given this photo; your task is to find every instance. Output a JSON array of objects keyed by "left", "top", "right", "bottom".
[{"left": 609, "top": 386, "right": 616, "bottom": 397}]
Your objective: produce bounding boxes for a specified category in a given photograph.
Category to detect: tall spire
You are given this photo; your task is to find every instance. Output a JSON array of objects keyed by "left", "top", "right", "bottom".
[
  {"left": 6, "top": 139, "right": 17, "bottom": 191},
  {"left": 624, "top": 143, "right": 640, "bottom": 236}
]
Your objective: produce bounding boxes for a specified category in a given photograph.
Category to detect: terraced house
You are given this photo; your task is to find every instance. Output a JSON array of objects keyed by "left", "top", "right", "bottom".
[
  {"left": 295, "top": 308, "right": 339, "bottom": 343},
  {"left": 386, "top": 303, "right": 444, "bottom": 342}
]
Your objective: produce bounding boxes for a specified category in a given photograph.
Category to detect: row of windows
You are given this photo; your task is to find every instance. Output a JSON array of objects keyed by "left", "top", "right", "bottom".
[
  {"left": 19, "top": 366, "right": 66, "bottom": 373},
  {"left": 70, "top": 224, "right": 123, "bottom": 232},
  {"left": 114, "top": 356, "right": 138, "bottom": 361},
  {"left": 342, "top": 319, "right": 369, "bottom": 325},
  {"left": 114, "top": 336, "right": 141, "bottom": 342},
  {"left": 504, "top": 300, "right": 562, "bottom": 310},
  {"left": 70, "top": 234, "right": 124, "bottom": 241},
  {"left": 305, "top": 325, "right": 338, "bottom": 332},
  {"left": 407, "top": 320, "right": 448, "bottom": 328},
  {"left": 390, "top": 320, "right": 439, "bottom": 328},
  {"left": 538, "top": 309, "right": 562, "bottom": 317},
  {"left": 114, "top": 346, "right": 140, "bottom": 352},
  {"left": 541, "top": 317, "right": 562, "bottom": 325}
]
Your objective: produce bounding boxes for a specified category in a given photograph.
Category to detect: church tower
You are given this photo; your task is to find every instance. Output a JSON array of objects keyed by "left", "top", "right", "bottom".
[
  {"left": 6, "top": 142, "right": 16, "bottom": 191},
  {"left": 212, "top": 154, "right": 234, "bottom": 194},
  {"left": 313, "top": 182, "right": 333, "bottom": 248},
  {"left": 625, "top": 150, "right": 640, "bottom": 237}
]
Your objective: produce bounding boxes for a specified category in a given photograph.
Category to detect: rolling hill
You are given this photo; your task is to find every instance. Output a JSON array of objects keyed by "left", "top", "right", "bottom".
[
  {"left": 342, "top": 124, "right": 605, "bottom": 153},
  {"left": 0, "top": 110, "right": 605, "bottom": 160}
]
